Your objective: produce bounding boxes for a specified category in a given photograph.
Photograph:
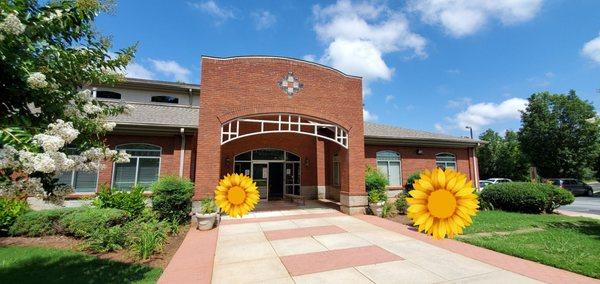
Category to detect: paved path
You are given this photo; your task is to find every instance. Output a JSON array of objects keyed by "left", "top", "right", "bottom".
[
  {"left": 559, "top": 196, "right": 600, "bottom": 216},
  {"left": 160, "top": 207, "right": 599, "bottom": 284}
]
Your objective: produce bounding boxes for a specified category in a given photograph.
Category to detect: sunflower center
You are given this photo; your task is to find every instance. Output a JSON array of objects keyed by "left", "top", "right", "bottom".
[
  {"left": 227, "top": 186, "right": 246, "bottom": 205},
  {"left": 427, "top": 189, "right": 457, "bottom": 219}
]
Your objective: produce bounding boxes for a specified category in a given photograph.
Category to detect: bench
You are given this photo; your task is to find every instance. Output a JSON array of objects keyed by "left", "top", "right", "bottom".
[{"left": 283, "top": 193, "right": 306, "bottom": 206}]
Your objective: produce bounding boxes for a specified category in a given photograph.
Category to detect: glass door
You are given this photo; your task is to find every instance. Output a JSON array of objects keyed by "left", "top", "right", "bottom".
[{"left": 252, "top": 163, "right": 269, "bottom": 200}]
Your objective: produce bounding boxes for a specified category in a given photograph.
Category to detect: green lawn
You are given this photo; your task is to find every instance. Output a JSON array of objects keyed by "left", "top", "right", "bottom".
[
  {"left": 0, "top": 246, "right": 162, "bottom": 284},
  {"left": 457, "top": 211, "right": 600, "bottom": 279}
]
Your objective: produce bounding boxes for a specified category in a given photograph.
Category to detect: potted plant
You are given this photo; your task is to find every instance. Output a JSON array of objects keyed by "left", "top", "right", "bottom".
[
  {"left": 368, "top": 188, "right": 388, "bottom": 217},
  {"left": 195, "top": 198, "right": 218, "bottom": 230}
]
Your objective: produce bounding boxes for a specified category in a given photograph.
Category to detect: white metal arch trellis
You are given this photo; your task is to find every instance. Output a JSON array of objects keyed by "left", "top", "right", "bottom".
[{"left": 221, "top": 114, "right": 348, "bottom": 148}]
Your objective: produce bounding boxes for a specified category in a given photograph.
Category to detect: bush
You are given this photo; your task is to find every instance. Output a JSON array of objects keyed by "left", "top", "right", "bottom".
[
  {"left": 60, "top": 207, "right": 129, "bottom": 238},
  {"left": 395, "top": 193, "right": 408, "bottom": 214},
  {"left": 84, "top": 225, "right": 127, "bottom": 253},
  {"left": 406, "top": 172, "right": 421, "bottom": 190},
  {"left": 480, "top": 182, "right": 548, "bottom": 213},
  {"left": 150, "top": 176, "right": 194, "bottom": 223},
  {"left": 126, "top": 219, "right": 168, "bottom": 260},
  {"left": 93, "top": 185, "right": 146, "bottom": 218},
  {"left": 539, "top": 185, "right": 575, "bottom": 213},
  {"left": 381, "top": 201, "right": 397, "bottom": 218},
  {"left": 0, "top": 198, "right": 30, "bottom": 235},
  {"left": 199, "top": 198, "right": 217, "bottom": 214},
  {"left": 368, "top": 188, "right": 387, "bottom": 204},
  {"left": 9, "top": 207, "right": 80, "bottom": 237},
  {"left": 365, "top": 166, "right": 388, "bottom": 192}
]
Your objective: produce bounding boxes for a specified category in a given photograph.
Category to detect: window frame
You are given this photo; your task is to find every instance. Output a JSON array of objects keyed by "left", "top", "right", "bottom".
[
  {"left": 111, "top": 143, "right": 162, "bottom": 189},
  {"left": 376, "top": 150, "right": 402, "bottom": 186},
  {"left": 435, "top": 152, "right": 457, "bottom": 170},
  {"left": 95, "top": 90, "right": 122, "bottom": 100},
  {"left": 58, "top": 169, "right": 99, "bottom": 193},
  {"left": 150, "top": 95, "right": 179, "bottom": 104},
  {"left": 332, "top": 154, "right": 340, "bottom": 186}
]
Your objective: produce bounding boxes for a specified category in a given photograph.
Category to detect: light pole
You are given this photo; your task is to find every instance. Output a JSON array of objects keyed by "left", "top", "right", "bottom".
[{"left": 465, "top": 126, "right": 473, "bottom": 139}]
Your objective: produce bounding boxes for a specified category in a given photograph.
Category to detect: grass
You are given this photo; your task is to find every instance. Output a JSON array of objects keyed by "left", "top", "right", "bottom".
[
  {"left": 0, "top": 246, "right": 162, "bottom": 284},
  {"left": 457, "top": 210, "right": 600, "bottom": 279}
]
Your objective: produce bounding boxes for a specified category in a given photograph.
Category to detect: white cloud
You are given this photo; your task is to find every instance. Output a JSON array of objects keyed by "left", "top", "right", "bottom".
[
  {"left": 311, "top": 0, "right": 426, "bottom": 86},
  {"left": 582, "top": 33, "right": 600, "bottom": 64},
  {"left": 434, "top": 123, "right": 447, "bottom": 133},
  {"left": 363, "top": 109, "right": 378, "bottom": 122},
  {"left": 149, "top": 59, "right": 191, "bottom": 82},
  {"left": 189, "top": 1, "right": 234, "bottom": 24},
  {"left": 447, "top": 97, "right": 472, "bottom": 108},
  {"left": 123, "top": 63, "right": 155, "bottom": 80},
  {"left": 409, "top": 0, "right": 543, "bottom": 37},
  {"left": 446, "top": 68, "right": 461, "bottom": 75},
  {"left": 252, "top": 10, "right": 276, "bottom": 30},
  {"left": 385, "top": 95, "right": 395, "bottom": 103},
  {"left": 448, "top": 98, "right": 528, "bottom": 130},
  {"left": 302, "top": 54, "right": 317, "bottom": 62}
]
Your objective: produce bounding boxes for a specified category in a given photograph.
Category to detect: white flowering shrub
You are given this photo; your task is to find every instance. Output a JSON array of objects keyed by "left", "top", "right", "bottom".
[{"left": 0, "top": 1, "right": 135, "bottom": 203}]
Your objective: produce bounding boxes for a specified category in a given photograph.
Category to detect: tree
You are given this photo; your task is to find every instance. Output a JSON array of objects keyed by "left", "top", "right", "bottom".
[
  {"left": 0, "top": 0, "right": 134, "bottom": 202},
  {"left": 518, "top": 91, "right": 600, "bottom": 179},
  {"left": 477, "top": 129, "right": 529, "bottom": 180}
]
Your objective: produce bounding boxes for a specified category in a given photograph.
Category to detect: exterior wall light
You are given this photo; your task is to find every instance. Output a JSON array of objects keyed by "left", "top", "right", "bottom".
[
  {"left": 416, "top": 148, "right": 423, "bottom": 155},
  {"left": 304, "top": 157, "right": 309, "bottom": 167}
]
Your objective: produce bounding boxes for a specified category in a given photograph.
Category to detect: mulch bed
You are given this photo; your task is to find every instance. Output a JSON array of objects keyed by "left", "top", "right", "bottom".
[
  {"left": 386, "top": 214, "right": 413, "bottom": 226},
  {"left": 0, "top": 224, "right": 189, "bottom": 269}
]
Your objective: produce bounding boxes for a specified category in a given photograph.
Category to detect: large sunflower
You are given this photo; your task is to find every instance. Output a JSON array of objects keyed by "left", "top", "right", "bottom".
[
  {"left": 406, "top": 168, "right": 479, "bottom": 240},
  {"left": 214, "top": 173, "right": 260, "bottom": 217}
]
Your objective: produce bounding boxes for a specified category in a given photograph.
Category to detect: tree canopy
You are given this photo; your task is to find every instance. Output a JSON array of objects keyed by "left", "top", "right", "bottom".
[{"left": 477, "top": 129, "right": 530, "bottom": 181}]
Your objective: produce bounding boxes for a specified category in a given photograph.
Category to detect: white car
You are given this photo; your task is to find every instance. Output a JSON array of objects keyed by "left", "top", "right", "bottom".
[{"left": 485, "top": 178, "right": 512, "bottom": 184}]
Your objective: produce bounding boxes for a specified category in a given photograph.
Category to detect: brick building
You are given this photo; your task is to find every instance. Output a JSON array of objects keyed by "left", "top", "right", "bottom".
[{"left": 63, "top": 56, "right": 482, "bottom": 214}]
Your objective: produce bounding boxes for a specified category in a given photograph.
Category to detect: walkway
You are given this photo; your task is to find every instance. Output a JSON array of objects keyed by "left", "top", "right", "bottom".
[{"left": 159, "top": 201, "right": 599, "bottom": 284}]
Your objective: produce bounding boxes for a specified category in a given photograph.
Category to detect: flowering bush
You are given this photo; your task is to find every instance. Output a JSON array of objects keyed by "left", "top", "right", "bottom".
[{"left": 0, "top": 1, "right": 135, "bottom": 202}]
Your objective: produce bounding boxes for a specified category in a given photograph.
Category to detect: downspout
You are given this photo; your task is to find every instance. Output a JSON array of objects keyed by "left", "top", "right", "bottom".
[{"left": 179, "top": 128, "right": 185, "bottom": 178}]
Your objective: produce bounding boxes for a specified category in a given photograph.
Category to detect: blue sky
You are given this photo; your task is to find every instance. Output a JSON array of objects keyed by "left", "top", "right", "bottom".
[{"left": 96, "top": 0, "right": 600, "bottom": 138}]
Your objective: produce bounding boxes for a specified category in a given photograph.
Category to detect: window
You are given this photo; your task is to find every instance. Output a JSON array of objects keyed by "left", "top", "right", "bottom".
[
  {"left": 332, "top": 154, "right": 340, "bottom": 186},
  {"left": 112, "top": 144, "right": 161, "bottom": 189},
  {"left": 376, "top": 151, "right": 401, "bottom": 186},
  {"left": 57, "top": 170, "right": 98, "bottom": 193},
  {"left": 151, "top": 95, "right": 179, "bottom": 104},
  {"left": 96, "top": 90, "right": 122, "bottom": 100},
  {"left": 436, "top": 153, "right": 456, "bottom": 170}
]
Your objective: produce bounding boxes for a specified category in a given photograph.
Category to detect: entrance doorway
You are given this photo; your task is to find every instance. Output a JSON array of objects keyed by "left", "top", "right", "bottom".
[{"left": 233, "top": 149, "right": 301, "bottom": 201}]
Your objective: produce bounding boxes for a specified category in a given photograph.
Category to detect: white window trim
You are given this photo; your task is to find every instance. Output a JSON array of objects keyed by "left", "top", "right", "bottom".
[
  {"left": 59, "top": 169, "right": 99, "bottom": 194},
  {"left": 435, "top": 152, "right": 457, "bottom": 170},
  {"left": 376, "top": 150, "right": 402, "bottom": 186},
  {"left": 111, "top": 144, "right": 162, "bottom": 189}
]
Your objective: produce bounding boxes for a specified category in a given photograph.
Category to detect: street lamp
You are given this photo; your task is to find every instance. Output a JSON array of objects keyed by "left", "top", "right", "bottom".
[{"left": 465, "top": 126, "right": 473, "bottom": 139}]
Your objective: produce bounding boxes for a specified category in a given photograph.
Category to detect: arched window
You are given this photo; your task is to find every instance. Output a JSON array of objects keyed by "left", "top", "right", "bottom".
[
  {"left": 151, "top": 95, "right": 179, "bottom": 104},
  {"left": 96, "top": 90, "right": 122, "bottom": 100},
  {"left": 112, "top": 144, "right": 161, "bottom": 189},
  {"left": 436, "top": 153, "right": 456, "bottom": 170},
  {"left": 376, "top": 151, "right": 401, "bottom": 186}
]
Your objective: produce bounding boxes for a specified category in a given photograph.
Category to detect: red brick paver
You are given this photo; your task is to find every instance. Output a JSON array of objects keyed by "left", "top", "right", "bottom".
[{"left": 356, "top": 214, "right": 600, "bottom": 284}]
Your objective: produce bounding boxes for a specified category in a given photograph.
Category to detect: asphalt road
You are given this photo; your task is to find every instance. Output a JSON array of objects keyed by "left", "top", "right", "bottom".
[{"left": 559, "top": 183, "right": 600, "bottom": 215}]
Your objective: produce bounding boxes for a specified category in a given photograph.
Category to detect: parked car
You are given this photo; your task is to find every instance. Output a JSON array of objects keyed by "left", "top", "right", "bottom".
[
  {"left": 478, "top": 180, "right": 493, "bottom": 190},
  {"left": 485, "top": 178, "right": 512, "bottom": 184},
  {"left": 547, "top": 178, "right": 594, "bottom": 196}
]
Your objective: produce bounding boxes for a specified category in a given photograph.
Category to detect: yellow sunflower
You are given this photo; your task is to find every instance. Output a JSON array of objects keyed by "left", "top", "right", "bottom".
[
  {"left": 214, "top": 173, "right": 260, "bottom": 217},
  {"left": 406, "top": 168, "right": 479, "bottom": 240}
]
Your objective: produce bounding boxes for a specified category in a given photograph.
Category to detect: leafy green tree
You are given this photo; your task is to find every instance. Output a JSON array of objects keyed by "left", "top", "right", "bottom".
[
  {"left": 0, "top": 0, "right": 134, "bottom": 202},
  {"left": 477, "top": 129, "right": 529, "bottom": 180},
  {"left": 518, "top": 91, "right": 599, "bottom": 179}
]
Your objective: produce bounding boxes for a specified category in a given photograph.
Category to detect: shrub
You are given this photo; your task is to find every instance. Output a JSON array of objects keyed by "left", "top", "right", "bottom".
[
  {"left": 539, "top": 185, "right": 575, "bottom": 213},
  {"left": 368, "top": 188, "right": 387, "bottom": 204},
  {"left": 480, "top": 182, "right": 548, "bottom": 213},
  {"left": 406, "top": 172, "right": 421, "bottom": 190},
  {"left": 60, "top": 207, "right": 129, "bottom": 238},
  {"left": 199, "top": 198, "right": 217, "bottom": 214},
  {"left": 126, "top": 219, "right": 168, "bottom": 260},
  {"left": 395, "top": 193, "right": 408, "bottom": 214},
  {"left": 92, "top": 185, "right": 146, "bottom": 218},
  {"left": 365, "top": 166, "right": 388, "bottom": 192},
  {"left": 84, "top": 225, "right": 127, "bottom": 253},
  {"left": 150, "top": 176, "right": 194, "bottom": 223},
  {"left": 0, "top": 198, "right": 30, "bottom": 235},
  {"left": 381, "top": 201, "right": 398, "bottom": 218},
  {"left": 9, "top": 207, "right": 80, "bottom": 236}
]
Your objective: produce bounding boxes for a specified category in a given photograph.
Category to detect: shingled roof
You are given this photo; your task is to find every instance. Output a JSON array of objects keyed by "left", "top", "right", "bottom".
[
  {"left": 106, "top": 101, "right": 199, "bottom": 132},
  {"left": 364, "top": 122, "right": 482, "bottom": 147}
]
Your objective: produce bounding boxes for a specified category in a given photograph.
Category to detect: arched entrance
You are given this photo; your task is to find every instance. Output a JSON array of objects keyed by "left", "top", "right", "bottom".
[{"left": 233, "top": 149, "right": 300, "bottom": 201}]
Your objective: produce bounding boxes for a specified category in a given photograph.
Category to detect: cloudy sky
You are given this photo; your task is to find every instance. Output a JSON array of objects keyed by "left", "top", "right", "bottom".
[{"left": 97, "top": 0, "right": 600, "bottom": 138}]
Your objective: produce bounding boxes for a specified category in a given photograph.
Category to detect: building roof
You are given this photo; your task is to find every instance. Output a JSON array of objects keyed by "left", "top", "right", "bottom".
[
  {"left": 106, "top": 101, "right": 199, "bottom": 134},
  {"left": 364, "top": 122, "right": 483, "bottom": 147}
]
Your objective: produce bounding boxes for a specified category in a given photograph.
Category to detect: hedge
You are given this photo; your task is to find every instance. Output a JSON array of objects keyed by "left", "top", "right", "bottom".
[{"left": 480, "top": 182, "right": 574, "bottom": 214}]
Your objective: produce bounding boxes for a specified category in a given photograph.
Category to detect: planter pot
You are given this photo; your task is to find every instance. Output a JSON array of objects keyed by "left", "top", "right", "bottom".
[
  {"left": 195, "top": 213, "right": 217, "bottom": 230},
  {"left": 369, "top": 201, "right": 385, "bottom": 217}
]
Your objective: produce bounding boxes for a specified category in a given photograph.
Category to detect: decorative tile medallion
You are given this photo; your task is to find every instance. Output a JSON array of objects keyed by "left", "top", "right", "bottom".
[{"left": 278, "top": 71, "right": 303, "bottom": 97}]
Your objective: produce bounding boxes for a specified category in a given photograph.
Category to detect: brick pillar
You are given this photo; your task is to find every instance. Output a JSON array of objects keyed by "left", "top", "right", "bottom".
[
  {"left": 340, "top": 123, "right": 366, "bottom": 214},
  {"left": 194, "top": 112, "right": 221, "bottom": 200},
  {"left": 315, "top": 138, "right": 326, "bottom": 199}
]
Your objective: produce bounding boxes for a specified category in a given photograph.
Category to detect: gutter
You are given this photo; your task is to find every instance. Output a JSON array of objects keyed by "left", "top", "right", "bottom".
[{"left": 364, "top": 136, "right": 485, "bottom": 148}]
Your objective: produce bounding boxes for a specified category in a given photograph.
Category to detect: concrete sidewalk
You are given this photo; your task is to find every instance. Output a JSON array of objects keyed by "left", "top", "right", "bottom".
[{"left": 159, "top": 207, "right": 599, "bottom": 284}]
